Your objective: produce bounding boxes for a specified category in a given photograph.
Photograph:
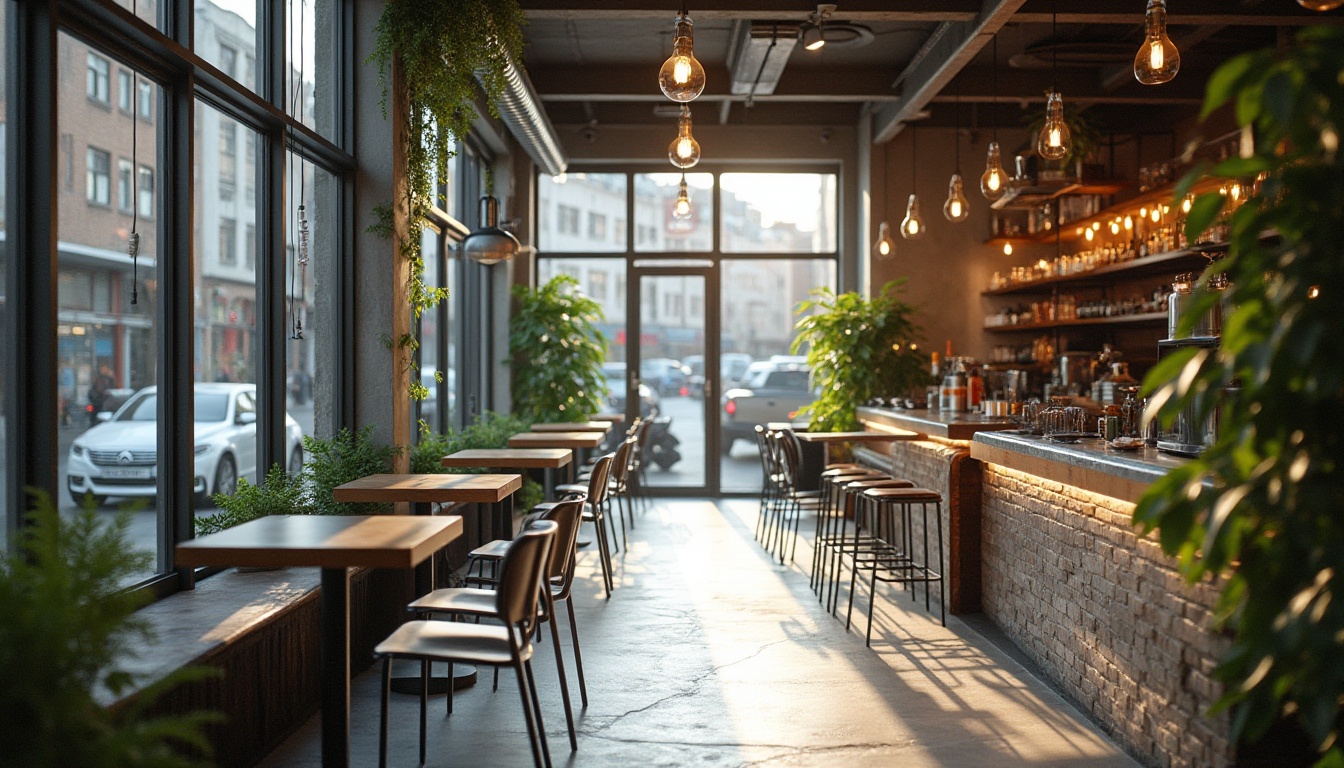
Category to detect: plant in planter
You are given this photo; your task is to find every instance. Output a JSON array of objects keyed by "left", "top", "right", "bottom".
[
  {"left": 0, "top": 492, "right": 219, "bottom": 766},
  {"left": 411, "top": 412, "right": 544, "bottom": 511},
  {"left": 195, "top": 463, "right": 313, "bottom": 536},
  {"left": 304, "top": 425, "right": 403, "bottom": 516},
  {"left": 509, "top": 275, "right": 609, "bottom": 424},
  {"left": 369, "top": 0, "right": 526, "bottom": 412},
  {"left": 1134, "top": 26, "right": 1344, "bottom": 764},
  {"left": 791, "top": 280, "right": 929, "bottom": 433}
]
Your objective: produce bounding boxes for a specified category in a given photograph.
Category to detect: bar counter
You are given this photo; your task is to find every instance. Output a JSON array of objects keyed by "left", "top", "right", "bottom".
[
  {"left": 967, "top": 431, "right": 1231, "bottom": 767},
  {"left": 857, "top": 407, "right": 1232, "bottom": 766}
]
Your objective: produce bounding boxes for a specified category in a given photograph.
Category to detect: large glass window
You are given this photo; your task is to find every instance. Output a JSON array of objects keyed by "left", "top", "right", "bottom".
[
  {"left": 194, "top": 102, "right": 259, "bottom": 517},
  {"left": 1, "top": 5, "right": 9, "bottom": 546},
  {"left": 287, "top": 156, "right": 337, "bottom": 447},
  {"left": 720, "top": 173, "right": 838, "bottom": 254},
  {"left": 197, "top": 1, "right": 257, "bottom": 92},
  {"left": 59, "top": 33, "right": 163, "bottom": 584},
  {"left": 634, "top": 173, "right": 713, "bottom": 253},
  {"left": 288, "top": 0, "right": 338, "bottom": 140},
  {"left": 86, "top": 53, "right": 110, "bottom": 104},
  {"left": 537, "top": 173, "right": 627, "bottom": 253}
]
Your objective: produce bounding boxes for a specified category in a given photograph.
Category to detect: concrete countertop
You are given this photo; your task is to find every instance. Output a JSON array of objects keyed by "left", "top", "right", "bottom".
[
  {"left": 857, "top": 406, "right": 1020, "bottom": 441},
  {"left": 970, "top": 430, "right": 1195, "bottom": 503}
]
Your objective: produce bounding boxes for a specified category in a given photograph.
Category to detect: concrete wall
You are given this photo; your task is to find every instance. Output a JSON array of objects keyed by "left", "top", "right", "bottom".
[{"left": 980, "top": 463, "right": 1232, "bottom": 768}]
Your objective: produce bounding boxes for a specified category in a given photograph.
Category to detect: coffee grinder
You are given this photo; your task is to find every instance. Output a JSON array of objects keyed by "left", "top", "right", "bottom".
[{"left": 1154, "top": 271, "right": 1225, "bottom": 456}]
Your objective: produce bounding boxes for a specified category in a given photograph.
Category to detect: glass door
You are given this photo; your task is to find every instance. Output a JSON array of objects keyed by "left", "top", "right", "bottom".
[{"left": 627, "top": 263, "right": 719, "bottom": 494}]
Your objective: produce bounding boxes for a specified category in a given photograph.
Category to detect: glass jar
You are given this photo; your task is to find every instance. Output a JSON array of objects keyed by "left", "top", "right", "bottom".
[{"left": 1040, "top": 396, "right": 1073, "bottom": 438}]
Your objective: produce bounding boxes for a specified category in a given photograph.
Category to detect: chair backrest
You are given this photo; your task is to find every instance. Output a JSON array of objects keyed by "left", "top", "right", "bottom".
[
  {"left": 494, "top": 520, "right": 558, "bottom": 634},
  {"left": 610, "top": 436, "right": 636, "bottom": 488},
  {"left": 776, "top": 428, "right": 802, "bottom": 488},
  {"left": 631, "top": 418, "right": 655, "bottom": 469},
  {"left": 539, "top": 495, "right": 586, "bottom": 585},
  {"left": 586, "top": 452, "right": 616, "bottom": 505}
]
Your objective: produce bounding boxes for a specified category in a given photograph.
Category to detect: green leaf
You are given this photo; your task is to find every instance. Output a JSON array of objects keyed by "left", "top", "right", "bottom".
[
  {"left": 1184, "top": 193, "right": 1226, "bottom": 245},
  {"left": 1203, "top": 51, "right": 1262, "bottom": 120}
]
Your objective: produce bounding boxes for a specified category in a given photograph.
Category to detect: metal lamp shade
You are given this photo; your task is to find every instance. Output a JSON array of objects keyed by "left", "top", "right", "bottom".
[{"left": 462, "top": 196, "right": 520, "bottom": 266}]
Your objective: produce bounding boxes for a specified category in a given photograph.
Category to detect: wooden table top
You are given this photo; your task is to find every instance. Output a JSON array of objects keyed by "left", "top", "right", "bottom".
[
  {"left": 591, "top": 412, "right": 625, "bottom": 423},
  {"left": 176, "top": 514, "right": 464, "bottom": 570},
  {"left": 332, "top": 473, "right": 522, "bottom": 504},
  {"left": 530, "top": 421, "right": 612, "bottom": 433},
  {"left": 441, "top": 448, "right": 572, "bottom": 469},
  {"left": 508, "top": 432, "right": 605, "bottom": 449},
  {"left": 795, "top": 431, "right": 918, "bottom": 444}
]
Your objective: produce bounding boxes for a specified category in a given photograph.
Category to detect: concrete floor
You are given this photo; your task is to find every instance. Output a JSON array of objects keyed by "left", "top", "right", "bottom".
[{"left": 258, "top": 499, "right": 1139, "bottom": 767}]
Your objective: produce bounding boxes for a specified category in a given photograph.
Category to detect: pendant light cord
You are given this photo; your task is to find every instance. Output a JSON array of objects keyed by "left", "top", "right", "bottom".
[
  {"left": 991, "top": 36, "right": 998, "bottom": 144},
  {"left": 883, "top": 140, "right": 889, "bottom": 211},
  {"left": 1051, "top": 0, "right": 1058, "bottom": 92},
  {"left": 954, "top": 78, "right": 961, "bottom": 173},
  {"left": 129, "top": 0, "right": 139, "bottom": 304},
  {"left": 911, "top": 126, "right": 918, "bottom": 189}
]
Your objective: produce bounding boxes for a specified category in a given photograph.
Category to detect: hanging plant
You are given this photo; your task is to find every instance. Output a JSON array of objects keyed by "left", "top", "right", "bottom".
[{"left": 369, "top": 0, "right": 527, "bottom": 401}]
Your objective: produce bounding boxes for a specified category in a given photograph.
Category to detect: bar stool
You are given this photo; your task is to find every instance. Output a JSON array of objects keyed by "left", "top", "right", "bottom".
[
  {"left": 854, "top": 487, "right": 945, "bottom": 646},
  {"left": 825, "top": 476, "right": 914, "bottom": 615},
  {"left": 809, "top": 466, "right": 884, "bottom": 596}
]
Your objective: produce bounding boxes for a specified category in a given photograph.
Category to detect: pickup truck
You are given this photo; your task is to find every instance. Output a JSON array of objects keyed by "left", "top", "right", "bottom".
[{"left": 720, "top": 362, "right": 814, "bottom": 454}]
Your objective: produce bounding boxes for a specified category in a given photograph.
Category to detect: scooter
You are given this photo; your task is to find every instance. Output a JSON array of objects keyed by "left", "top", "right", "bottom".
[{"left": 647, "top": 416, "right": 681, "bottom": 470}]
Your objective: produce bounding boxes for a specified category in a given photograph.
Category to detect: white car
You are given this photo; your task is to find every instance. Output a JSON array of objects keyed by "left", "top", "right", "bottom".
[{"left": 66, "top": 383, "right": 304, "bottom": 506}]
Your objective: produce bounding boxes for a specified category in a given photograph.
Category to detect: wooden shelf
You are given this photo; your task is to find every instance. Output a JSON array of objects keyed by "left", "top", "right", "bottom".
[
  {"left": 990, "top": 178, "right": 1128, "bottom": 211},
  {"left": 983, "top": 312, "right": 1167, "bottom": 334},
  {"left": 981, "top": 246, "right": 1222, "bottom": 297}
]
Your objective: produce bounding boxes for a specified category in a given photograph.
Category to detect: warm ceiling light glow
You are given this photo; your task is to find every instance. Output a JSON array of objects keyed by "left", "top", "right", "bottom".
[
  {"left": 673, "top": 174, "right": 692, "bottom": 219},
  {"left": 1124, "top": 215, "right": 1134, "bottom": 230},
  {"left": 944, "top": 174, "right": 970, "bottom": 222},
  {"left": 1003, "top": 242, "right": 1013, "bottom": 256},
  {"left": 1181, "top": 196, "right": 1192, "bottom": 214},
  {"left": 900, "top": 194, "right": 925, "bottom": 239},
  {"left": 873, "top": 221, "right": 896, "bottom": 259},
  {"left": 1308, "top": 285, "right": 1322, "bottom": 299},
  {"left": 658, "top": 11, "right": 706, "bottom": 102},
  {"left": 1038, "top": 92, "right": 1071, "bottom": 161},
  {"left": 981, "top": 141, "right": 1007, "bottom": 201},
  {"left": 1134, "top": 0, "right": 1180, "bottom": 85},
  {"left": 1298, "top": 0, "right": 1344, "bottom": 11},
  {"left": 1110, "top": 221, "right": 1120, "bottom": 235},
  {"left": 668, "top": 105, "right": 701, "bottom": 168},
  {"left": 1092, "top": 221, "right": 1101, "bottom": 231},
  {"left": 1151, "top": 208, "right": 1161, "bottom": 222},
  {"left": 1085, "top": 227, "right": 1095, "bottom": 242}
]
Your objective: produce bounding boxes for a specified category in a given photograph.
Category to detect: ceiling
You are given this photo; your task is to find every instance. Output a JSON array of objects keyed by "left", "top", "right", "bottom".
[{"left": 518, "top": 0, "right": 1344, "bottom": 141}]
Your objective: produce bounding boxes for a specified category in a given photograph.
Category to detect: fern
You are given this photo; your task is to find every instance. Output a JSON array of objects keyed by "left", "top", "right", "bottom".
[{"left": 0, "top": 491, "right": 220, "bottom": 767}]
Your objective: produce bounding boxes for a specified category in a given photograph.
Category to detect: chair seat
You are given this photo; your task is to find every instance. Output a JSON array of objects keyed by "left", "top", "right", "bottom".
[
  {"left": 375, "top": 620, "right": 530, "bottom": 667},
  {"left": 554, "top": 483, "right": 587, "bottom": 495},
  {"left": 863, "top": 487, "right": 941, "bottom": 502},
  {"left": 409, "top": 586, "right": 498, "bottom": 617}
]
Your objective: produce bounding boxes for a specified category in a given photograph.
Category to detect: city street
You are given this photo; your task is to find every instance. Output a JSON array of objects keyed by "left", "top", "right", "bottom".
[{"left": 642, "top": 394, "right": 764, "bottom": 493}]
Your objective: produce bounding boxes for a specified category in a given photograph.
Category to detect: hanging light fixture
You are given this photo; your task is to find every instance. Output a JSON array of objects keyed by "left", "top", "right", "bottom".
[
  {"left": 900, "top": 127, "right": 926, "bottom": 239},
  {"left": 944, "top": 81, "right": 969, "bottom": 223},
  {"left": 1003, "top": 242, "right": 1013, "bottom": 256},
  {"left": 981, "top": 37, "right": 1008, "bottom": 201},
  {"left": 658, "top": 4, "right": 706, "bottom": 102},
  {"left": 1134, "top": 0, "right": 1180, "bottom": 85},
  {"left": 668, "top": 105, "right": 701, "bottom": 169},
  {"left": 1037, "top": 2, "right": 1072, "bottom": 161},
  {"left": 1298, "top": 0, "right": 1344, "bottom": 11},
  {"left": 873, "top": 141, "right": 896, "bottom": 259},
  {"left": 460, "top": 196, "right": 520, "bottom": 265},
  {"left": 673, "top": 174, "right": 692, "bottom": 220}
]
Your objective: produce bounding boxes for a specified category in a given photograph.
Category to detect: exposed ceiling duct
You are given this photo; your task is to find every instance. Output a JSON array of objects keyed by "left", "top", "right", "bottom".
[
  {"left": 478, "top": 53, "right": 568, "bottom": 177},
  {"left": 729, "top": 22, "right": 799, "bottom": 96}
]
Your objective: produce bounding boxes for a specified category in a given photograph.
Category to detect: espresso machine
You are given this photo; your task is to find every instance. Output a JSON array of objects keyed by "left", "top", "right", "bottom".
[{"left": 1154, "top": 272, "right": 1224, "bottom": 456}]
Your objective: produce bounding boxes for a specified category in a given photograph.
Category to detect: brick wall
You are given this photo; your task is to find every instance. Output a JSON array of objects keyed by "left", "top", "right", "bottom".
[{"left": 980, "top": 463, "right": 1231, "bottom": 768}]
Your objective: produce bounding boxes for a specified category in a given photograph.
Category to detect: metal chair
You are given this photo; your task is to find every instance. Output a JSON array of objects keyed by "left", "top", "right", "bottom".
[
  {"left": 374, "top": 521, "right": 558, "bottom": 768},
  {"left": 409, "top": 497, "right": 589, "bottom": 751}
]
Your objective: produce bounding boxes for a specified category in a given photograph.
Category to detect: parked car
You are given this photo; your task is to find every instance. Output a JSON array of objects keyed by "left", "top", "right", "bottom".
[
  {"left": 720, "top": 361, "right": 815, "bottom": 454},
  {"left": 603, "top": 362, "right": 660, "bottom": 418},
  {"left": 639, "top": 357, "right": 690, "bottom": 397},
  {"left": 684, "top": 353, "right": 754, "bottom": 398},
  {"left": 66, "top": 383, "right": 305, "bottom": 507}
]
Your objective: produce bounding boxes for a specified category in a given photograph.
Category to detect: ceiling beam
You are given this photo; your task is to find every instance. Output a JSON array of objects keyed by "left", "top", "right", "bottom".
[
  {"left": 935, "top": 67, "right": 1209, "bottom": 106},
  {"left": 530, "top": 66, "right": 901, "bottom": 102},
  {"left": 519, "top": 1, "right": 980, "bottom": 22},
  {"left": 871, "top": 0, "right": 1030, "bottom": 144},
  {"left": 1011, "top": 0, "right": 1344, "bottom": 26}
]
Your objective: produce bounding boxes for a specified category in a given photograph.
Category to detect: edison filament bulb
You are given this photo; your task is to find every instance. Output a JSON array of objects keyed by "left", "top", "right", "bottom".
[
  {"left": 900, "top": 194, "right": 926, "bottom": 239},
  {"left": 658, "top": 13, "right": 706, "bottom": 102},
  {"left": 980, "top": 142, "right": 1007, "bottom": 201},
  {"left": 1134, "top": 0, "right": 1180, "bottom": 85},
  {"left": 668, "top": 105, "right": 701, "bottom": 169},
  {"left": 944, "top": 174, "right": 970, "bottom": 222},
  {"left": 1037, "top": 92, "right": 1071, "bottom": 161}
]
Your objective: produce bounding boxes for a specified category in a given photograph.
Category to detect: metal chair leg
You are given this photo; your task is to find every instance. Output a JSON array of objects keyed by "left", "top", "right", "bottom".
[
  {"left": 544, "top": 591, "right": 579, "bottom": 751},
  {"left": 524, "top": 659, "right": 554, "bottom": 768},
  {"left": 419, "top": 659, "right": 429, "bottom": 765},
  {"left": 565, "top": 597, "right": 589, "bottom": 706},
  {"left": 379, "top": 658, "right": 391, "bottom": 768},
  {"left": 514, "top": 661, "right": 546, "bottom": 768}
]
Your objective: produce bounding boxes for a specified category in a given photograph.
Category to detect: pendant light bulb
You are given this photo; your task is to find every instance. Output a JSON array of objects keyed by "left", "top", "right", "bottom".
[
  {"left": 980, "top": 142, "right": 1007, "bottom": 201},
  {"left": 668, "top": 105, "right": 701, "bottom": 169},
  {"left": 1003, "top": 242, "right": 1013, "bottom": 256},
  {"left": 658, "top": 13, "right": 706, "bottom": 102},
  {"left": 900, "top": 194, "right": 926, "bottom": 240},
  {"left": 1298, "top": 0, "right": 1344, "bottom": 10},
  {"left": 873, "top": 221, "right": 896, "bottom": 259},
  {"left": 943, "top": 174, "right": 970, "bottom": 222},
  {"left": 1037, "top": 92, "right": 1071, "bottom": 161},
  {"left": 1124, "top": 214, "right": 1134, "bottom": 230},
  {"left": 1134, "top": 0, "right": 1180, "bottom": 85},
  {"left": 673, "top": 175, "right": 692, "bottom": 220}
]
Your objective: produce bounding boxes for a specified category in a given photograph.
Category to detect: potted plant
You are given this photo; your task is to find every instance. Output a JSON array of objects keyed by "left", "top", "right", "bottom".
[
  {"left": 791, "top": 279, "right": 929, "bottom": 433},
  {"left": 0, "top": 492, "right": 219, "bottom": 766},
  {"left": 1135, "top": 25, "right": 1344, "bottom": 764},
  {"left": 304, "top": 425, "right": 402, "bottom": 516},
  {"left": 195, "top": 463, "right": 312, "bottom": 537},
  {"left": 412, "top": 412, "right": 544, "bottom": 512},
  {"left": 509, "top": 275, "right": 609, "bottom": 424}
]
